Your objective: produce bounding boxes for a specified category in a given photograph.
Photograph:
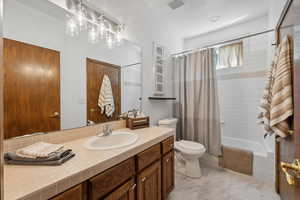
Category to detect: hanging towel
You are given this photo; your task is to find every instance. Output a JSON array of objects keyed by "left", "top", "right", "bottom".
[
  {"left": 258, "top": 36, "right": 293, "bottom": 138},
  {"left": 98, "top": 75, "right": 115, "bottom": 117}
]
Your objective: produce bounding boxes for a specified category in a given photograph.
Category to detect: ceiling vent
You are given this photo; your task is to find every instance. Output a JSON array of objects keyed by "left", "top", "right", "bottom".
[{"left": 168, "top": 0, "right": 184, "bottom": 10}]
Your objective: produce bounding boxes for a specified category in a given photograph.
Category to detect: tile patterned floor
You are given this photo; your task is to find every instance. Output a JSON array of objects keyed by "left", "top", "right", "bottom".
[{"left": 169, "top": 164, "right": 281, "bottom": 200}]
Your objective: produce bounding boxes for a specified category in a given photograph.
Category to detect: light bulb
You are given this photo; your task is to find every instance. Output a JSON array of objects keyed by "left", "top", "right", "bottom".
[
  {"left": 98, "top": 15, "right": 106, "bottom": 38},
  {"left": 88, "top": 26, "right": 99, "bottom": 44},
  {"left": 77, "top": 8, "right": 87, "bottom": 31},
  {"left": 106, "top": 34, "right": 113, "bottom": 49},
  {"left": 116, "top": 31, "right": 122, "bottom": 43},
  {"left": 116, "top": 24, "right": 124, "bottom": 45},
  {"left": 66, "top": 16, "right": 79, "bottom": 37}
]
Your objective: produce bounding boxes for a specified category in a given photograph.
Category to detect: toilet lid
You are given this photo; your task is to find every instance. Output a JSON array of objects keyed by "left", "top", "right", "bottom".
[{"left": 177, "top": 140, "right": 205, "bottom": 151}]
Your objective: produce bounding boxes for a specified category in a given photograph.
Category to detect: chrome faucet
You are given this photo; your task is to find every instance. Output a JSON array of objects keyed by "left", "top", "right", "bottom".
[
  {"left": 96, "top": 124, "right": 113, "bottom": 137},
  {"left": 102, "top": 124, "right": 113, "bottom": 136}
]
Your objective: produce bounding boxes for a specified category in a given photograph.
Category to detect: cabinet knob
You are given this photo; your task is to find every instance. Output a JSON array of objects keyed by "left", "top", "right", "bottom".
[
  {"left": 131, "top": 184, "right": 136, "bottom": 191},
  {"left": 142, "top": 177, "right": 146, "bottom": 182}
]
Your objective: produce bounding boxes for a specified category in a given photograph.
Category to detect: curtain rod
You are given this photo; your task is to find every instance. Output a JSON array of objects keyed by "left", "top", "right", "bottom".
[
  {"left": 171, "top": 29, "right": 275, "bottom": 57},
  {"left": 123, "top": 62, "right": 142, "bottom": 67}
]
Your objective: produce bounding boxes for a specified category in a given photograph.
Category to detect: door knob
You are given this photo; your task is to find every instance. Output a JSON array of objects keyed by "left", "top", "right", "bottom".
[
  {"left": 90, "top": 108, "right": 97, "bottom": 112},
  {"left": 49, "top": 112, "right": 60, "bottom": 118},
  {"left": 281, "top": 159, "right": 300, "bottom": 185}
]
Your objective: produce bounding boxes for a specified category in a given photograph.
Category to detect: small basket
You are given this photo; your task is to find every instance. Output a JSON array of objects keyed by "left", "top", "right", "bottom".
[{"left": 126, "top": 117, "right": 150, "bottom": 130}]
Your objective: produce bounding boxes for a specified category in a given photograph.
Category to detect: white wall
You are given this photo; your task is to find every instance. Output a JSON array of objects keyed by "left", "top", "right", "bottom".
[
  {"left": 3, "top": 0, "right": 143, "bottom": 129},
  {"left": 184, "top": 16, "right": 268, "bottom": 50}
]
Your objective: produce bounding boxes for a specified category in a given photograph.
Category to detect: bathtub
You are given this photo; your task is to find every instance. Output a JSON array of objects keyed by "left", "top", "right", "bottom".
[
  {"left": 221, "top": 136, "right": 276, "bottom": 183},
  {"left": 221, "top": 136, "right": 271, "bottom": 157}
]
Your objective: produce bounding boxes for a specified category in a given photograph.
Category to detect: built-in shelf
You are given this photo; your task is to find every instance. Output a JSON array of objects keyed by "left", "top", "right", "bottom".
[{"left": 148, "top": 97, "right": 176, "bottom": 100}]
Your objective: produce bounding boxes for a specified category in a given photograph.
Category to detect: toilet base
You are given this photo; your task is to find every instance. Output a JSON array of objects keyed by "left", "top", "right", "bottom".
[
  {"left": 185, "top": 159, "right": 202, "bottom": 178},
  {"left": 175, "top": 152, "right": 202, "bottom": 178}
]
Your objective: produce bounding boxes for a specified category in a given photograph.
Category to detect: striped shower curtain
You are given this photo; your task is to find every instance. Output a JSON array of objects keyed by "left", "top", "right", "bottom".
[{"left": 173, "top": 49, "right": 222, "bottom": 156}]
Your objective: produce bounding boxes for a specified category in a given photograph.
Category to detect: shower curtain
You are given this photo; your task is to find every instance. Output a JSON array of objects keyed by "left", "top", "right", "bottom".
[{"left": 173, "top": 49, "right": 221, "bottom": 156}]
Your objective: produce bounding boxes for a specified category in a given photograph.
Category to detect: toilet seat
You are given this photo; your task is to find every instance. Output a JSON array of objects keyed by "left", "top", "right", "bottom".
[{"left": 175, "top": 140, "right": 206, "bottom": 155}]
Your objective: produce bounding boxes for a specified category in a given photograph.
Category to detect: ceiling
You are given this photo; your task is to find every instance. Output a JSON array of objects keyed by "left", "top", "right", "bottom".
[{"left": 87, "top": 0, "right": 270, "bottom": 39}]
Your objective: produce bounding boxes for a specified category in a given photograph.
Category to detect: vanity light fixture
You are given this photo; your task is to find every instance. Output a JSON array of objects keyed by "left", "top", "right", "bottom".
[{"left": 65, "top": 0, "right": 125, "bottom": 48}]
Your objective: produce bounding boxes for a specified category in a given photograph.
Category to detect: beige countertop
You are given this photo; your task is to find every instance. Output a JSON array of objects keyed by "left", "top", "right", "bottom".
[{"left": 4, "top": 126, "right": 174, "bottom": 200}]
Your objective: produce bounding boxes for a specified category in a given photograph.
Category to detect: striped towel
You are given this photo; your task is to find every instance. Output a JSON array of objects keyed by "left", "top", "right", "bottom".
[
  {"left": 98, "top": 75, "right": 115, "bottom": 117},
  {"left": 258, "top": 36, "right": 293, "bottom": 138}
]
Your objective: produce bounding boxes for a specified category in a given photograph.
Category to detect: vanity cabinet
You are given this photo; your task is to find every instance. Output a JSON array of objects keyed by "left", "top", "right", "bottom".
[{"left": 50, "top": 136, "right": 174, "bottom": 200}]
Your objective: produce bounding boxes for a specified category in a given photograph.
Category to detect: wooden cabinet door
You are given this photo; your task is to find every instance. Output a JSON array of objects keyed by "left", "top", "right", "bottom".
[
  {"left": 137, "top": 161, "right": 161, "bottom": 200},
  {"left": 51, "top": 184, "right": 82, "bottom": 200},
  {"left": 162, "top": 151, "right": 174, "bottom": 200},
  {"left": 104, "top": 179, "right": 136, "bottom": 200}
]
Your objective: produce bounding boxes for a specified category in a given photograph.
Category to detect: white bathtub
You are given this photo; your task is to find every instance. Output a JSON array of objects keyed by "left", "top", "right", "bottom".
[{"left": 221, "top": 136, "right": 270, "bottom": 157}]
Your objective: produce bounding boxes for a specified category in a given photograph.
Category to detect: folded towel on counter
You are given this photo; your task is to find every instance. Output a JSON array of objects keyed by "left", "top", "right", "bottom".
[
  {"left": 4, "top": 149, "right": 75, "bottom": 166},
  {"left": 98, "top": 75, "right": 115, "bottom": 117},
  {"left": 16, "top": 142, "right": 64, "bottom": 158}
]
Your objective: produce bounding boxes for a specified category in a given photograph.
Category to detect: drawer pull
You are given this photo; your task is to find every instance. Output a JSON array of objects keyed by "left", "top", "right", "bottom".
[
  {"left": 131, "top": 184, "right": 137, "bottom": 191},
  {"left": 166, "top": 159, "right": 169, "bottom": 162},
  {"left": 142, "top": 177, "right": 146, "bottom": 182}
]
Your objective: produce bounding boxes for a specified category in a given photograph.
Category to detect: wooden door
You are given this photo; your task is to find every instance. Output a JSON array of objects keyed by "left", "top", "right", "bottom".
[
  {"left": 162, "top": 151, "right": 174, "bottom": 200},
  {"left": 51, "top": 184, "right": 83, "bottom": 200},
  {"left": 3, "top": 39, "right": 60, "bottom": 139},
  {"left": 86, "top": 58, "right": 121, "bottom": 124},
  {"left": 137, "top": 161, "right": 161, "bottom": 200},
  {"left": 276, "top": 0, "right": 300, "bottom": 199},
  {"left": 104, "top": 179, "right": 136, "bottom": 200}
]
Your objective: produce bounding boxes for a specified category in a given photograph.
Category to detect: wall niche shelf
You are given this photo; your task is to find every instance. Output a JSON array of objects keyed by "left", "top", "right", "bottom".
[{"left": 148, "top": 97, "right": 176, "bottom": 100}]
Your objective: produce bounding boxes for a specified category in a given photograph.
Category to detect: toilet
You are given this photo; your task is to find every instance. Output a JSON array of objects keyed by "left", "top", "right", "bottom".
[{"left": 158, "top": 118, "right": 206, "bottom": 178}]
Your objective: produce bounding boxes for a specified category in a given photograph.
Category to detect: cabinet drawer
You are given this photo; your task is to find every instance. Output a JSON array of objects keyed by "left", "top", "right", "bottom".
[
  {"left": 162, "top": 137, "right": 174, "bottom": 155},
  {"left": 51, "top": 184, "right": 83, "bottom": 200},
  {"left": 88, "top": 158, "right": 135, "bottom": 200},
  {"left": 137, "top": 144, "right": 161, "bottom": 171}
]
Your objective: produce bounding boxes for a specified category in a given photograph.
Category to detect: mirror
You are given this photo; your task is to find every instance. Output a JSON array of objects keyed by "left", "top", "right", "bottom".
[{"left": 3, "top": 0, "right": 143, "bottom": 139}]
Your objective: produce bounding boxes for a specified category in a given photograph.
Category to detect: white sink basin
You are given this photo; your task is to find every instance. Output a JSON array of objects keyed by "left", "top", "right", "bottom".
[{"left": 84, "top": 131, "right": 139, "bottom": 150}]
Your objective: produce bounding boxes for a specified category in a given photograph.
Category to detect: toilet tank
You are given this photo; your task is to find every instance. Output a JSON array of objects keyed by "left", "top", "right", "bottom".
[
  {"left": 158, "top": 118, "right": 178, "bottom": 129},
  {"left": 158, "top": 118, "right": 178, "bottom": 140}
]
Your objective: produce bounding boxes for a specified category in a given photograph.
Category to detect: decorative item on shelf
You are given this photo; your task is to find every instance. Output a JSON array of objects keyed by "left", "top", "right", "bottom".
[
  {"left": 153, "top": 43, "right": 165, "bottom": 95},
  {"left": 126, "top": 117, "right": 150, "bottom": 130},
  {"left": 65, "top": 0, "right": 125, "bottom": 48}
]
